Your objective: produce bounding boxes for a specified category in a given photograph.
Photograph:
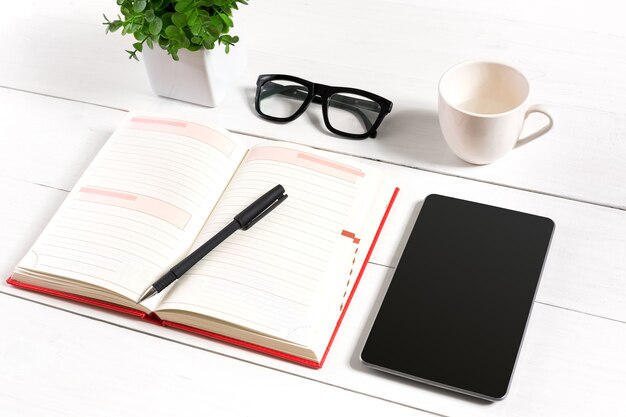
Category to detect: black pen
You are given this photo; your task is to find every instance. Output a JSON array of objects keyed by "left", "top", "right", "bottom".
[{"left": 138, "top": 184, "right": 288, "bottom": 303}]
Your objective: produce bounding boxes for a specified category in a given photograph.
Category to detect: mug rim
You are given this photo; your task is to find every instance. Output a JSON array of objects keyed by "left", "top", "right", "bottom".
[{"left": 438, "top": 60, "right": 530, "bottom": 118}]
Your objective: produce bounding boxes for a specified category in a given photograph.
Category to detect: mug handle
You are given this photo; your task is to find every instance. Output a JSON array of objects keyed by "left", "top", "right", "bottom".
[{"left": 516, "top": 104, "right": 554, "bottom": 147}]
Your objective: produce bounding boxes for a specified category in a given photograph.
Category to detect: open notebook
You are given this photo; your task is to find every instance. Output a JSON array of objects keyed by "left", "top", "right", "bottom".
[{"left": 8, "top": 113, "right": 398, "bottom": 367}]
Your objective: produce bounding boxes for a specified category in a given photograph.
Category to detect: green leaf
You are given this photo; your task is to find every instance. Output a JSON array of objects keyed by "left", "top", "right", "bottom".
[
  {"left": 190, "top": 23, "right": 202, "bottom": 36},
  {"left": 133, "top": 0, "right": 147, "bottom": 13},
  {"left": 126, "top": 49, "right": 139, "bottom": 60},
  {"left": 144, "top": 9, "right": 155, "bottom": 22},
  {"left": 172, "top": 12, "right": 188, "bottom": 28},
  {"left": 168, "top": 46, "right": 180, "bottom": 61},
  {"left": 164, "top": 25, "right": 181, "bottom": 39},
  {"left": 206, "top": 24, "right": 220, "bottom": 37},
  {"left": 231, "top": 35, "right": 239, "bottom": 43},
  {"left": 160, "top": 12, "right": 173, "bottom": 27},
  {"left": 134, "top": 31, "right": 148, "bottom": 41},
  {"left": 146, "top": 37, "right": 154, "bottom": 49},
  {"left": 127, "top": 23, "right": 142, "bottom": 33},
  {"left": 174, "top": 0, "right": 193, "bottom": 12},
  {"left": 133, "top": 42, "right": 143, "bottom": 52},
  {"left": 208, "top": 15, "right": 223, "bottom": 33},
  {"left": 108, "top": 21, "right": 123, "bottom": 33},
  {"left": 149, "top": 17, "right": 163, "bottom": 35},
  {"left": 225, "top": 44, "right": 230, "bottom": 53},
  {"left": 219, "top": 13, "right": 233, "bottom": 28},
  {"left": 198, "top": 9, "right": 211, "bottom": 20},
  {"left": 187, "top": 9, "right": 199, "bottom": 26}
]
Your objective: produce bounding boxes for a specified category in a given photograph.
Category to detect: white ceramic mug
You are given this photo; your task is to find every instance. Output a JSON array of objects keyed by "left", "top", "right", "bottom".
[{"left": 438, "top": 61, "right": 553, "bottom": 165}]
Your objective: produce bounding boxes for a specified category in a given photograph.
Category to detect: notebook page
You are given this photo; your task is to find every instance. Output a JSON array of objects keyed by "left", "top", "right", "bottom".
[
  {"left": 157, "top": 143, "right": 384, "bottom": 346},
  {"left": 16, "top": 114, "right": 248, "bottom": 301}
]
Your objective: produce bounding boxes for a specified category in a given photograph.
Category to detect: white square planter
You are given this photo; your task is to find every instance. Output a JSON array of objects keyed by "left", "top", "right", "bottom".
[{"left": 141, "top": 43, "right": 247, "bottom": 107}]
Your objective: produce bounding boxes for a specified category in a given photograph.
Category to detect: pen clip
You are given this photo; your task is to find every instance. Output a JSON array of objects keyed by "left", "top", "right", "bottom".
[{"left": 242, "top": 193, "right": 288, "bottom": 230}]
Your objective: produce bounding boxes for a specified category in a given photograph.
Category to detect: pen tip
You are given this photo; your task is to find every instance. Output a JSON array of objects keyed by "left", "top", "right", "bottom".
[{"left": 138, "top": 286, "right": 157, "bottom": 303}]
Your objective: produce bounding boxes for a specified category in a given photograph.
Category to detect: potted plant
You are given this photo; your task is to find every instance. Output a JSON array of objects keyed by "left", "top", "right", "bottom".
[{"left": 104, "top": 0, "right": 249, "bottom": 107}]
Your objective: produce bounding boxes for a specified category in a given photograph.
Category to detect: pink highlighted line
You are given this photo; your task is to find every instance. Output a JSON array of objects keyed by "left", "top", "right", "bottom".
[
  {"left": 80, "top": 187, "right": 137, "bottom": 201},
  {"left": 128, "top": 116, "right": 236, "bottom": 156},
  {"left": 297, "top": 153, "right": 365, "bottom": 178},
  {"left": 130, "top": 117, "right": 187, "bottom": 127},
  {"left": 247, "top": 147, "right": 365, "bottom": 183},
  {"left": 78, "top": 186, "right": 191, "bottom": 230}
]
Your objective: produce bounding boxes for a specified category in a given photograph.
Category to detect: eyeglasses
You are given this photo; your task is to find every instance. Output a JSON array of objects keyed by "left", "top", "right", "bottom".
[{"left": 254, "top": 74, "right": 393, "bottom": 139}]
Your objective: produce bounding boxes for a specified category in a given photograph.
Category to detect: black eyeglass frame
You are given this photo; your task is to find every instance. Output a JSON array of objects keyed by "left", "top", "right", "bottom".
[{"left": 255, "top": 74, "right": 393, "bottom": 139}]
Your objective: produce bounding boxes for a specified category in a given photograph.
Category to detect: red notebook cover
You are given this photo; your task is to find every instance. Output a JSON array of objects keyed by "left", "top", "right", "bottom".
[{"left": 7, "top": 187, "right": 399, "bottom": 368}]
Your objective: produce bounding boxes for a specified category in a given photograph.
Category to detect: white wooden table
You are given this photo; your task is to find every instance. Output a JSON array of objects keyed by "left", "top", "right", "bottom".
[{"left": 1, "top": 1, "right": 626, "bottom": 415}]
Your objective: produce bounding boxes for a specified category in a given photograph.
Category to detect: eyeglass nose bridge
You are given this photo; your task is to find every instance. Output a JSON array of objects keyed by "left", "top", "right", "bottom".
[
  {"left": 311, "top": 95, "right": 324, "bottom": 105},
  {"left": 305, "top": 83, "right": 322, "bottom": 104}
]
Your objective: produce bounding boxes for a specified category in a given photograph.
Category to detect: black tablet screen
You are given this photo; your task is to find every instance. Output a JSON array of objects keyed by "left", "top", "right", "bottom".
[{"left": 361, "top": 194, "right": 554, "bottom": 400}]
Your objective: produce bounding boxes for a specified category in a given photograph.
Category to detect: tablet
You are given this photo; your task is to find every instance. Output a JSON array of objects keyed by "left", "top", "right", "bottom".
[{"left": 361, "top": 194, "right": 554, "bottom": 401}]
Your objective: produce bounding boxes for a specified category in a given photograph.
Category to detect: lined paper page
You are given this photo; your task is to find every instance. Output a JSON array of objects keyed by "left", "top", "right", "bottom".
[
  {"left": 16, "top": 114, "right": 247, "bottom": 301},
  {"left": 157, "top": 143, "right": 384, "bottom": 345}
]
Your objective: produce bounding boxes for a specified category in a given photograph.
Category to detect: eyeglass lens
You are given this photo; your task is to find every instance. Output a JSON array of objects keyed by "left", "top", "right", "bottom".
[
  {"left": 327, "top": 93, "right": 381, "bottom": 135},
  {"left": 258, "top": 80, "right": 309, "bottom": 119}
]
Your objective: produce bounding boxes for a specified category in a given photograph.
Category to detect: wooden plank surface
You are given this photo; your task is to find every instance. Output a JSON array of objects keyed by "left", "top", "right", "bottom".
[
  {"left": 2, "top": 90, "right": 625, "bottom": 323},
  {"left": 2, "top": 262, "right": 625, "bottom": 417},
  {"left": 0, "top": 1, "right": 625, "bottom": 208},
  {"left": 1, "top": 90, "right": 626, "bottom": 416},
  {"left": 0, "top": 293, "right": 430, "bottom": 417},
  {"left": 1, "top": 1, "right": 625, "bottom": 416}
]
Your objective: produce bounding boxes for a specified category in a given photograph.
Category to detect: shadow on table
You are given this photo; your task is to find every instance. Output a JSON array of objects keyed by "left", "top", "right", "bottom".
[
  {"left": 242, "top": 87, "right": 470, "bottom": 168},
  {"left": 375, "top": 108, "right": 470, "bottom": 169},
  {"left": 244, "top": 86, "right": 257, "bottom": 115}
]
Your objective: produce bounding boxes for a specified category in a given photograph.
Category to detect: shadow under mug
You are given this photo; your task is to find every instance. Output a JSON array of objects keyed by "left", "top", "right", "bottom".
[{"left": 438, "top": 61, "right": 553, "bottom": 165}]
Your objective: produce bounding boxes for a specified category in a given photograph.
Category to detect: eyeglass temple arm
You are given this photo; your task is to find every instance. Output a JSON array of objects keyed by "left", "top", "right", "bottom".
[
  {"left": 260, "top": 82, "right": 376, "bottom": 133},
  {"left": 259, "top": 82, "right": 307, "bottom": 101}
]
